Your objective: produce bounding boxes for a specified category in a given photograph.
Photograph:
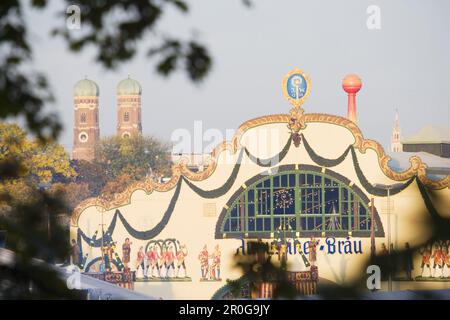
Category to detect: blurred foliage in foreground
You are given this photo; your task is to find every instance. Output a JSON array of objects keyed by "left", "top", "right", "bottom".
[
  {"left": 0, "top": 123, "right": 75, "bottom": 212},
  {"left": 0, "top": 0, "right": 249, "bottom": 299}
]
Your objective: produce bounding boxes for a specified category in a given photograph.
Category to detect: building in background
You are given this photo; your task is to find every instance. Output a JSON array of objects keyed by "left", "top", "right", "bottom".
[
  {"left": 72, "top": 76, "right": 143, "bottom": 161},
  {"left": 390, "top": 110, "right": 402, "bottom": 153},
  {"left": 171, "top": 153, "right": 211, "bottom": 173},
  {"left": 116, "top": 76, "right": 142, "bottom": 138},
  {"left": 72, "top": 78, "right": 100, "bottom": 161},
  {"left": 388, "top": 112, "right": 450, "bottom": 177},
  {"left": 402, "top": 125, "right": 450, "bottom": 158},
  {"left": 71, "top": 69, "right": 450, "bottom": 299}
]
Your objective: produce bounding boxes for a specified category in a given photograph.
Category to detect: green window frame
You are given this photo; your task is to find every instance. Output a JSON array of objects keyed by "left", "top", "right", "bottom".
[{"left": 216, "top": 166, "right": 384, "bottom": 239}]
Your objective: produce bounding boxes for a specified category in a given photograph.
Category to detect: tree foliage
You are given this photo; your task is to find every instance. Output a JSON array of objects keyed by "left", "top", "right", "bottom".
[
  {"left": 48, "top": 182, "right": 91, "bottom": 212},
  {"left": 92, "top": 135, "right": 172, "bottom": 198},
  {"left": 71, "top": 160, "right": 107, "bottom": 197},
  {"left": 0, "top": 126, "right": 79, "bottom": 299},
  {"left": 0, "top": 186, "right": 80, "bottom": 299},
  {"left": 0, "top": 123, "right": 75, "bottom": 211}
]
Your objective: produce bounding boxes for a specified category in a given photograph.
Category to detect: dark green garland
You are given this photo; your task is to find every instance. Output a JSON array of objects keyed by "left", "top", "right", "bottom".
[
  {"left": 244, "top": 136, "right": 292, "bottom": 167},
  {"left": 301, "top": 133, "right": 352, "bottom": 167},
  {"left": 181, "top": 148, "right": 244, "bottom": 198},
  {"left": 184, "top": 136, "right": 292, "bottom": 198},
  {"left": 416, "top": 178, "right": 449, "bottom": 240},
  {"left": 301, "top": 133, "right": 416, "bottom": 196},
  {"left": 416, "top": 178, "right": 441, "bottom": 221},
  {"left": 350, "top": 147, "right": 416, "bottom": 197},
  {"left": 77, "top": 179, "right": 182, "bottom": 248}
]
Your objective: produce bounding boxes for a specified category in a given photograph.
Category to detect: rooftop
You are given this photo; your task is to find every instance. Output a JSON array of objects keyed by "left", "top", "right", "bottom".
[
  {"left": 402, "top": 125, "right": 450, "bottom": 144},
  {"left": 388, "top": 151, "right": 450, "bottom": 178}
]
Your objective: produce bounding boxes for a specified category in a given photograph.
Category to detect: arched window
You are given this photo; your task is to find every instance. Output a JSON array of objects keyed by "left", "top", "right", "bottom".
[
  {"left": 80, "top": 112, "right": 87, "bottom": 123},
  {"left": 124, "top": 112, "right": 129, "bottom": 122},
  {"left": 216, "top": 166, "right": 383, "bottom": 239}
]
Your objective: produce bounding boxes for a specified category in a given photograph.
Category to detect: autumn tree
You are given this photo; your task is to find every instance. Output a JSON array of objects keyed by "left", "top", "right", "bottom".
[
  {"left": 71, "top": 159, "right": 107, "bottom": 197},
  {"left": 0, "top": 123, "right": 75, "bottom": 211},
  {"left": 48, "top": 182, "right": 91, "bottom": 212},
  {"left": 93, "top": 135, "right": 172, "bottom": 197}
]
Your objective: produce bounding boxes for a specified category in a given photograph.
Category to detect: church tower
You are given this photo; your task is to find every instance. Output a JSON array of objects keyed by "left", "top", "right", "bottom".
[
  {"left": 390, "top": 109, "right": 402, "bottom": 153},
  {"left": 72, "top": 78, "right": 100, "bottom": 161},
  {"left": 117, "top": 76, "right": 142, "bottom": 138}
]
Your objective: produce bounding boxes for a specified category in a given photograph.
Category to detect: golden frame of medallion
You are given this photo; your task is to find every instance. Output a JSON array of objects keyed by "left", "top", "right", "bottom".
[{"left": 281, "top": 68, "right": 312, "bottom": 108}]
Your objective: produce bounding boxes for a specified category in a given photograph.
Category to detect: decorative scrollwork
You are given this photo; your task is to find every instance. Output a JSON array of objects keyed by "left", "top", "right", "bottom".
[
  {"left": 288, "top": 107, "right": 307, "bottom": 133},
  {"left": 71, "top": 111, "right": 450, "bottom": 228}
]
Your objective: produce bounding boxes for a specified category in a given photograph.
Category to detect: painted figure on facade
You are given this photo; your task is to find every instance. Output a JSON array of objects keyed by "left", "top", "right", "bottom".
[
  {"left": 136, "top": 239, "right": 191, "bottom": 281},
  {"left": 101, "top": 244, "right": 111, "bottom": 272},
  {"left": 122, "top": 238, "right": 132, "bottom": 268},
  {"left": 277, "top": 242, "right": 288, "bottom": 262},
  {"left": 176, "top": 244, "right": 188, "bottom": 278},
  {"left": 444, "top": 245, "right": 450, "bottom": 278},
  {"left": 444, "top": 244, "right": 450, "bottom": 278},
  {"left": 431, "top": 243, "right": 444, "bottom": 278},
  {"left": 165, "top": 245, "right": 176, "bottom": 278},
  {"left": 146, "top": 245, "right": 160, "bottom": 278},
  {"left": 199, "top": 245, "right": 209, "bottom": 280},
  {"left": 136, "top": 246, "right": 146, "bottom": 278},
  {"left": 416, "top": 241, "right": 450, "bottom": 280},
  {"left": 109, "top": 242, "right": 117, "bottom": 268},
  {"left": 158, "top": 246, "right": 166, "bottom": 276},
  {"left": 419, "top": 244, "right": 432, "bottom": 277},
  {"left": 309, "top": 237, "right": 317, "bottom": 266},
  {"left": 211, "top": 245, "right": 221, "bottom": 281},
  {"left": 270, "top": 242, "right": 277, "bottom": 257}
]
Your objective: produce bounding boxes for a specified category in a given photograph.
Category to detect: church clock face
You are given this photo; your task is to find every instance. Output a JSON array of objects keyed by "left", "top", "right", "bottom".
[{"left": 79, "top": 132, "right": 89, "bottom": 143}]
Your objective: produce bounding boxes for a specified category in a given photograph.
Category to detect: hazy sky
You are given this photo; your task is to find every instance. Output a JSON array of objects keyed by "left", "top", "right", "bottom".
[{"left": 25, "top": 0, "right": 450, "bottom": 153}]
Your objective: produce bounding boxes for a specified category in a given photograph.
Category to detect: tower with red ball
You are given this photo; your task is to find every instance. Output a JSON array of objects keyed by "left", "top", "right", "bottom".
[{"left": 342, "top": 74, "right": 362, "bottom": 123}]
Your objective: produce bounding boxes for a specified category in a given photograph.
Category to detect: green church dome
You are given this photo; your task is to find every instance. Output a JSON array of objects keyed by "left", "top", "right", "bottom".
[
  {"left": 117, "top": 76, "right": 142, "bottom": 95},
  {"left": 74, "top": 78, "right": 99, "bottom": 97}
]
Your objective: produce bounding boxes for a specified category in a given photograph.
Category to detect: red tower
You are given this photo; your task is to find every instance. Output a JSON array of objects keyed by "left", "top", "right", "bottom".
[
  {"left": 117, "top": 76, "right": 142, "bottom": 138},
  {"left": 342, "top": 74, "right": 362, "bottom": 124},
  {"left": 72, "top": 78, "right": 100, "bottom": 161}
]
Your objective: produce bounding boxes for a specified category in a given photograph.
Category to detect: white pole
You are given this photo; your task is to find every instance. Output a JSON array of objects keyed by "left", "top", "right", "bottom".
[{"left": 387, "top": 187, "right": 392, "bottom": 292}]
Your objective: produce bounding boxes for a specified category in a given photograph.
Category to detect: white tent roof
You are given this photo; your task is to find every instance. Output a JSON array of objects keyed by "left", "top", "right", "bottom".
[{"left": 0, "top": 248, "right": 157, "bottom": 300}]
